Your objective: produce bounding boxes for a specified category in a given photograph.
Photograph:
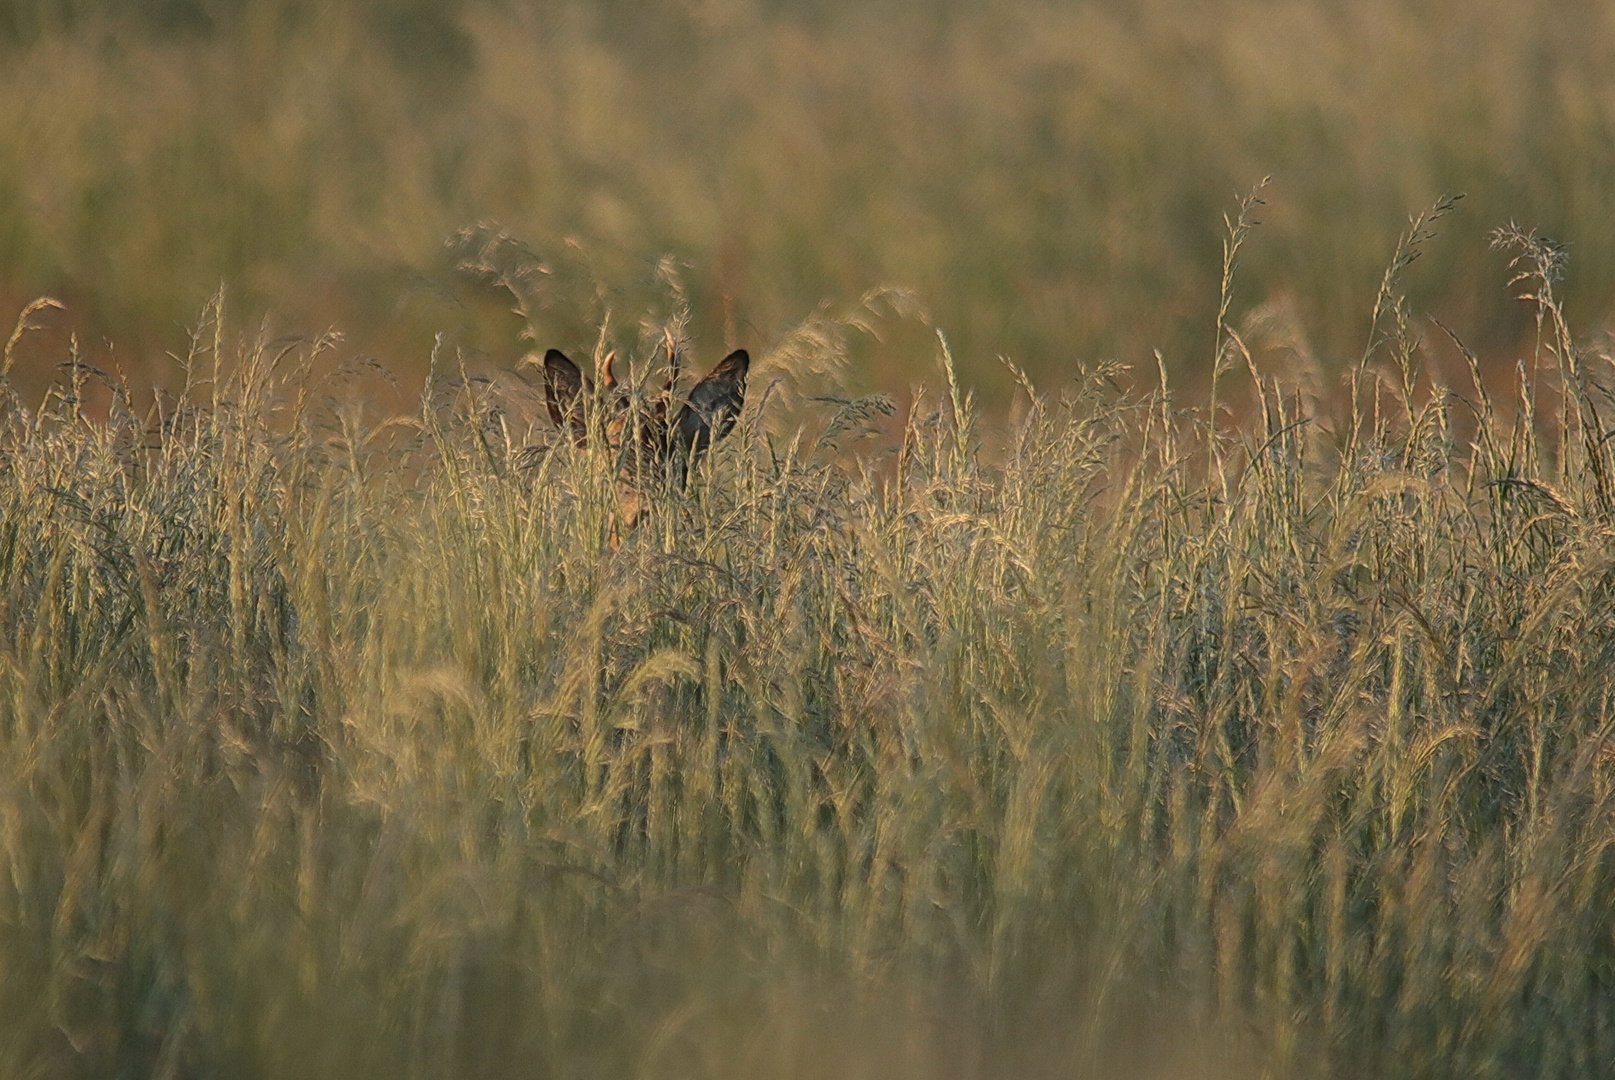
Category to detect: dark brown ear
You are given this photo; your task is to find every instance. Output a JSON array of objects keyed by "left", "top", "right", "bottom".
[
  {"left": 543, "top": 348, "right": 590, "bottom": 443},
  {"left": 671, "top": 348, "right": 749, "bottom": 463}
]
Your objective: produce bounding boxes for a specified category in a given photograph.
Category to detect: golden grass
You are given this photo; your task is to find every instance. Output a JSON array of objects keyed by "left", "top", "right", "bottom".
[{"left": 2, "top": 212, "right": 1614, "bottom": 1077}]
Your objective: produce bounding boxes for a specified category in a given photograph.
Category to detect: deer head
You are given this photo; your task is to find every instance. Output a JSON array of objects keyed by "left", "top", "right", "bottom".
[{"left": 541, "top": 339, "right": 749, "bottom": 536}]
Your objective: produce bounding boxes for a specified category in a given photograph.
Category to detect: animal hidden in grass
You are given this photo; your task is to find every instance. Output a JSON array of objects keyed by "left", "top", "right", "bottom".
[{"left": 541, "top": 336, "right": 749, "bottom": 540}]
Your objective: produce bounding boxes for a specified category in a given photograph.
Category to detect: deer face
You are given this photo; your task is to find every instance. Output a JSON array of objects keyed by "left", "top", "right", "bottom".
[{"left": 542, "top": 343, "right": 749, "bottom": 535}]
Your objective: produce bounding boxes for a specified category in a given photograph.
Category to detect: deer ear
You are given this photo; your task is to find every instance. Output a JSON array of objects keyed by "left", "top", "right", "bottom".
[
  {"left": 671, "top": 348, "right": 749, "bottom": 462},
  {"left": 543, "top": 349, "right": 590, "bottom": 440}
]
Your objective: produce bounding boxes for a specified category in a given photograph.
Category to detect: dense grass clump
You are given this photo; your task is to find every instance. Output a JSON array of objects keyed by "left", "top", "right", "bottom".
[{"left": 3, "top": 224, "right": 1615, "bottom": 1079}]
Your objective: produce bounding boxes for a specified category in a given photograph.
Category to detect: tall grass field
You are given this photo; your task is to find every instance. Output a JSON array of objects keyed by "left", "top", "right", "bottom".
[{"left": 2, "top": 203, "right": 1614, "bottom": 1078}]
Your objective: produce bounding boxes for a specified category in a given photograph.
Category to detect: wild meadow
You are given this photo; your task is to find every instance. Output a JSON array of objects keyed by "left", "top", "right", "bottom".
[
  {"left": 2, "top": 202, "right": 1614, "bottom": 1079},
  {"left": 3, "top": 1, "right": 1615, "bottom": 1076}
]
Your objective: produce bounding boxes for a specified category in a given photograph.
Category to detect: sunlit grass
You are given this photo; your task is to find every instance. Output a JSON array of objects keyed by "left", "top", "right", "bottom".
[{"left": 2, "top": 213, "right": 1614, "bottom": 1078}]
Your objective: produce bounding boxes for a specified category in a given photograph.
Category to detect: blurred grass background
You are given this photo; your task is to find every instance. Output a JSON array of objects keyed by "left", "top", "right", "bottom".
[{"left": 2, "top": 0, "right": 1614, "bottom": 397}]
